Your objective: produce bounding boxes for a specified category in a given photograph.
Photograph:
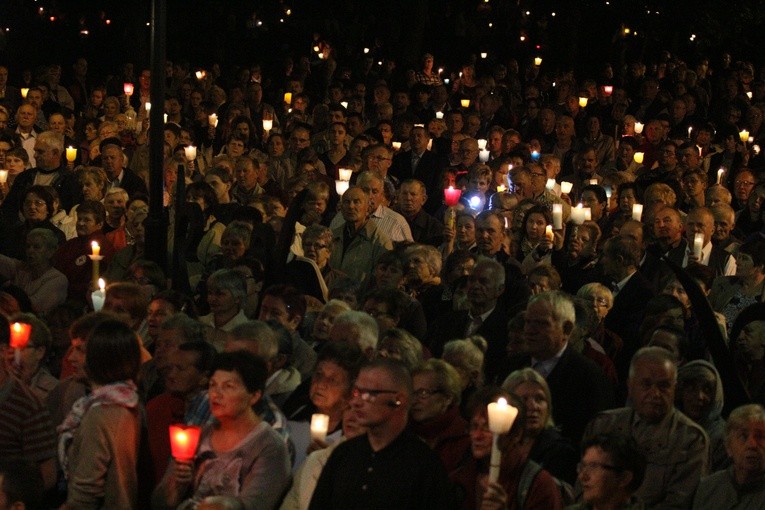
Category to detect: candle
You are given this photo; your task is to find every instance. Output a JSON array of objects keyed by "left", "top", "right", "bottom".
[
  {"left": 338, "top": 168, "right": 352, "bottom": 181},
  {"left": 169, "top": 425, "right": 202, "bottom": 462},
  {"left": 163, "top": 113, "right": 168, "bottom": 124},
  {"left": 480, "top": 52, "right": 488, "bottom": 59},
  {"left": 688, "top": 126, "right": 693, "bottom": 138},
  {"left": 91, "top": 241, "right": 100, "bottom": 257},
  {"left": 310, "top": 413, "right": 330, "bottom": 442},
  {"left": 739, "top": 130, "right": 749, "bottom": 143},
  {"left": 363, "top": 47, "right": 370, "bottom": 54},
  {"left": 123, "top": 83, "right": 134, "bottom": 96},
  {"left": 546, "top": 178, "right": 556, "bottom": 191},
  {"left": 392, "top": 141, "right": 401, "bottom": 151},
  {"left": 340, "top": 101, "right": 348, "bottom": 109},
  {"left": 693, "top": 232, "right": 704, "bottom": 259},
  {"left": 479, "top": 149, "right": 490, "bottom": 163},
  {"left": 748, "top": 136, "right": 754, "bottom": 143},
  {"left": 195, "top": 70, "right": 205, "bottom": 80},
  {"left": 560, "top": 181, "right": 573, "bottom": 195},
  {"left": 571, "top": 204, "right": 585, "bottom": 225},
  {"left": 545, "top": 225, "right": 554, "bottom": 241},
  {"left": 583, "top": 208, "right": 592, "bottom": 221},
  {"left": 91, "top": 278, "right": 106, "bottom": 312},
  {"left": 717, "top": 168, "right": 725, "bottom": 185},
  {"left": 578, "top": 97, "right": 588, "bottom": 108},
  {"left": 552, "top": 204, "right": 563, "bottom": 229},
  {"left": 21, "top": 87, "right": 29, "bottom": 98},
  {"left": 487, "top": 397, "right": 518, "bottom": 483},
  {"left": 145, "top": 102, "right": 151, "bottom": 113},
  {"left": 633, "top": 152, "right": 644, "bottom": 164},
  {"left": 477, "top": 139, "right": 487, "bottom": 150},
  {"left": 589, "top": 178, "right": 599, "bottom": 185},
  {"left": 603, "top": 85, "right": 613, "bottom": 96},
  {"left": 335, "top": 180, "right": 349, "bottom": 196},
  {"left": 461, "top": 99, "right": 470, "bottom": 108},
  {"left": 209, "top": 113, "right": 218, "bottom": 128},
  {"left": 262, "top": 118, "right": 273, "bottom": 132},
  {"left": 534, "top": 57, "right": 543, "bottom": 67},
  {"left": 632, "top": 204, "right": 643, "bottom": 221},
  {"left": 184, "top": 145, "right": 197, "bottom": 162},
  {"left": 443, "top": 186, "right": 462, "bottom": 207},
  {"left": 496, "top": 185, "right": 507, "bottom": 193},
  {"left": 435, "top": 111, "right": 444, "bottom": 119},
  {"left": 0, "top": 170, "right": 7, "bottom": 184},
  {"left": 9, "top": 322, "right": 32, "bottom": 367},
  {"left": 284, "top": 92, "right": 292, "bottom": 104},
  {"left": 634, "top": 122, "right": 644, "bottom": 134},
  {"left": 747, "top": 91, "right": 753, "bottom": 99},
  {"left": 63, "top": 145, "right": 77, "bottom": 163},
  {"left": 427, "top": 139, "right": 433, "bottom": 151}
]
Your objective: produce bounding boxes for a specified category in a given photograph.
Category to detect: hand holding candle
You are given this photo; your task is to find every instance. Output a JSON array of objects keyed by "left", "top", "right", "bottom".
[
  {"left": 66, "top": 146, "right": 77, "bottom": 163},
  {"left": 693, "top": 232, "right": 704, "bottom": 259},
  {"left": 487, "top": 397, "right": 518, "bottom": 483},
  {"left": 9, "top": 322, "right": 32, "bottom": 367},
  {"left": 560, "top": 181, "right": 573, "bottom": 195},
  {"left": 310, "top": 413, "right": 330, "bottom": 442},
  {"left": 169, "top": 425, "right": 201, "bottom": 462},
  {"left": 632, "top": 204, "right": 643, "bottom": 221}
]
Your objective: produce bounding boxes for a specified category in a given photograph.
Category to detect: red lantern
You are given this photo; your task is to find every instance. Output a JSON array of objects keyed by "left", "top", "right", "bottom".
[{"left": 169, "top": 425, "right": 201, "bottom": 462}]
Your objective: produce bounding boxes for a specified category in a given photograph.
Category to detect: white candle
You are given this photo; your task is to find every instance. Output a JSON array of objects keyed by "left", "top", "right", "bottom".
[
  {"left": 392, "top": 142, "right": 401, "bottom": 151},
  {"left": 341, "top": 101, "right": 348, "bottom": 109},
  {"left": 588, "top": 179, "right": 598, "bottom": 185},
  {"left": 583, "top": 208, "right": 592, "bottom": 221},
  {"left": 163, "top": 113, "right": 168, "bottom": 124},
  {"left": 552, "top": 204, "right": 563, "bottom": 229},
  {"left": 310, "top": 413, "right": 330, "bottom": 442},
  {"left": 184, "top": 145, "right": 197, "bottom": 162},
  {"left": 717, "top": 168, "right": 725, "bottom": 185},
  {"left": 545, "top": 225, "right": 553, "bottom": 241},
  {"left": 687, "top": 126, "right": 692, "bottom": 138},
  {"left": 571, "top": 204, "right": 585, "bottom": 225},
  {"left": 427, "top": 139, "right": 433, "bottom": 151},
  {"left": 479, "top": 149, "right": 490, "bottom": 163},
  {"left": 145, "top": 102, "right": 152, "bottom": 113},
  {"left": 477, "top": 139, "right": 488, "bottom": 150},
  {"left": 487, "top": 398, "right": 518, "bottom": 484},
  {"left": 335, "top": 180, "right": 349, "bottom": 196},
  {"left": 435, "top": 111, "right": 444, "bottom": 119},
  {"left": 634, "top": 122, "right": 644, "bottom": 134},
  {"left": 560, "top": 181, "right": 573, "bottom": 195},
  {"left": 0, "top": 170, "right": 7, "bottom": 183},
  {"left": 632, "top": 204, "right": 643, "bottom": 221},
  {"left": 604, "top": 185, "right": 612, "bottom": 199},
  {"left": 693, "top": 232, "right": 704, "bottom": 259},
  {"left": 262, "top": 118, "right": 273, "bottom": 131},
  {"left": 91, "top": 278, "right": 106, "bottom": 312},
  {"left": 338, "top": 168, "right": 352, "bottom": 181},
  {"left": 545, "top": 178, "right": 556, "bottom": 191},
  {"left": 209, "top": 113, "right": 218, "bottom": 127}
]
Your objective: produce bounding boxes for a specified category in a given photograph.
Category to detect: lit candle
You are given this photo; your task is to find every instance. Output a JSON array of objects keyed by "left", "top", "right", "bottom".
[
  {"left": 435, "top": 111, "right": 443, "bottom": 119},
  {"left": 184, "top": 145, "right": 197, "bottom": 162},
  {"left": 0, "top": 170, "right": 7, "bottom": 184},
  {"left": 91, "top": 241, "right": 101, "bottom": 257},
  {"left": 545, "top": 178, "right": 556, "bottom": 191},
  {"left": 145, "top": 102, "right": 151, "bottom": 113},
  {"left": 340, "top": 101, "right": 348, "bottom": 109},
  {"left": 284, "top": 92, "right": 292, "bottom": 104},
  {"left": 632, "top": 204, "right": 643, "bottom": 221},
  {"left": 560, "top": 181, "right": 573, "bottom": 195},
  {"left": 195, "top": 70, "right": 205, "bottom": 80},
  {"left": 748, "top": 136, "right": 754, "bottom": 143},
  {"left": 427, "top": 139, "right": 433, "bottom": 151},
  {"left": 209, "top": 113, "right": 218, "bottom": 128},
  {"left": 91, "top": 278, "right": 106, "bottom": 312},
  {"left": 487, "top": 397, "right": 518, "bottom": 483},
  {"left": 747, "top": 91, "right": 753, "bottom": 99},
  {"left": 571, "top": 204, "right": 585, "bottom": 225},
  {"left": 634, "top": 122, "right": 644, "bottom": 134},
  {"left": 21, "top": 87, "right": 29, "bottom": 98},
  {"left": 687, "top": 126, "right": 693, "bottom": 138},
  {"left": 479, "top": 149, "right": 490, "bottom": 163},
  {"left": 578, "top": 97, "right": 588, "bottom": 108},
  {"left": 262, "top": 118, "right": 273, "bottom": 132},
  {"left": 310, "top": 414, "right": 330, "bottom": 442},
  {"left": 754, "top": 144, "right": 761, "bottom": 155},
  {"left": 534, "top": 57, "right": 543, "bottom": 67},
  {"left": 443, "top": 186, "right": 462, "bottom": 207},
  {"left": 693, "top": 232, "right": 704, "bottom": 259},
  {"left": 545, "top": 224, "right": 554, "bottom": 241},
  {"left": 717, "top": 168, "right": 725, "bottom": 185},
  {"left": 583, "top": 208, "right": 592, "bottom": 221},
  {"left": 335, "top": 180, "right": 349, "bottom": 196},
  {"left": 589, "top": 178, "right": 599, "bottom": 185},
  {"left": 603, "top": 85, "right": 613, "bottom": 96},
  {"left": 633, "top": 152, "right": 644, "bottom": 164},
  {"left": 163, "top": 113, "right": 168, "bottom": 124},
  {"left": 739, "top": 130, "right": 749, "bottom": 143},
  {"left": 552, "top": 204, "right": 563, "bottom": 229},
  {"left": 461, "top": 99, "right": 470, "bottom": 108},
  {"left": 123, "top": 83, "right": 134, "bottom": 96},
  {"left": 392, "top": 142, "right": 401, "bottom": 151},
  {"left": 338, "top": 168, "right": 353, "bottom": 181},
  {"left": 496, "top": 185, "right": 507, "bottom": 193},
  {"left": 480, "top": 52, "right": 488, "bottom": 59},
  {"left": 169, "top": 425, "right": 202, "bottom": 462},
  {"left": 477, "top": 139, "right": 487, "bottom": 150},
  {"left": 9, "top": 322, "right": 32, "bottom": 367},
  {"left": 363, "top": 47, "right": 370, "bottom": 54},
  {"left": 66, "top": 146, "right": 77, "bottom": 162}
]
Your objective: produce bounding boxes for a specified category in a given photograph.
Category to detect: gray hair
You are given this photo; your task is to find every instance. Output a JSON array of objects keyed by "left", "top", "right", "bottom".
[
  {"left": 629, "top": 346, "right": 678, "bottom": 383},
  {"left": 37, "top": 130, "right": 65, "bottom": 152},
  {"left": 158, "top": 313, "right": 205, "bottom": 343},
  {"left": 26, "top": 228, "right": 60, "bottom": 252},
  {"left": 527, "top": 290, "right": 575, "bottom": 327},
  {"left": 229, "top": 320, "right": 278, "bottom": 361},
  {"left": 208, "top": 269, "right": 247, "bottom": 304},
  {"left": 405, "top": 244, "right": 442, "bottom": 277},
  {"left": 333, "top": 310, "right": 379, "bottom": 353}
]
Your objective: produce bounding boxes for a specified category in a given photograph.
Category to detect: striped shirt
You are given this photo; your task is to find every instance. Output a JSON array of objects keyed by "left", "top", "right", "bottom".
[
  {"left": 331, "top": 206, "right": 413, "bottom": 243},
  {"left": 0, "top": 376, "right": 57, "bottom": 463}
]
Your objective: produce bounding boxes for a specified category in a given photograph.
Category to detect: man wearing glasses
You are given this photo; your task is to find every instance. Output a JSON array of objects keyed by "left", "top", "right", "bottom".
[{"left": 310, "top": 359, "right": 455, "bottom": 509}]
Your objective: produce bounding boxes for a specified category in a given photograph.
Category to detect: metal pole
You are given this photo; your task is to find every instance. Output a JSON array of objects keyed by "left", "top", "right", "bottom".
[{"left": 145, "top": 0, "right": 168, "bottom": 271}]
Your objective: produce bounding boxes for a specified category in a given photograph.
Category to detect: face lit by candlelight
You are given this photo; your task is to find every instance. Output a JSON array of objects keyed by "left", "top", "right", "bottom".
[{"left": 208, "top": 369, "right": 260, "bottom": 420}]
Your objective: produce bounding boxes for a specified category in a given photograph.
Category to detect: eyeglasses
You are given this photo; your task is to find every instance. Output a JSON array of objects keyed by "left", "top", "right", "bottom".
[
  {"left": 351, "top": 386, "right": 398, "bottom": 403},
  {"left": 368, "top": 155, "right": 391, "bottom": 162},
  {"left": 577, "top": 462, "right": 622, "bottom": 474},
  {"left": 412, "top": 388, "right": 443, "bottom": 399},
  {"left": 24, "top": 199, "right": 46, "bottom": 207},
  {"left": 735, "top": 181, "right": 755, "bottom": 187}
]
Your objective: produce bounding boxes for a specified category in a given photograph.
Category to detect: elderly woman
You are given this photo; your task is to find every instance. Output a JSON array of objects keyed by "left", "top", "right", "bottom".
[
  {"left": 442, "top": 212, "right": 477, "bottom": 259},
  {"left": 60, "top": 319, "right": 142, "bottom": 509},
  {"left": 153, "top": 351, "right": 291, "bottom": 509},
  {"left": 0, "top": 185, "right": 66, "bottom": 260},
  {"left": 576, "top": 282, "right": 622, "bottom": 363},
  {"left": 286, "top": 223, "right": 344, "bottom": 303},
  {"left": 199, "top": 269, "right": 249, "bottom": 350},
  {"left": 410, "top": 359, "right": 470, "bottom": 473},
  {"left": 450, "top": 387, "right": 563, "bottom": 510},
  {"left": 3, "top": 313, "right": 59, "bottom": 401},
  {"left": 404, "top": 244, "right": 449, "bottom": 322},
  {"left": 517, "top": 204, "right": 559, "bottom": 273},
  {"left": 307, "top": 299, "right": 351, "bottom": 350},
  {"left": 442, "top": 336, "right": 487, "bottom": 419},
  {"left": 710, "top": 238, "right": 765, "bottom": 332},
  {"left": 0, "top": 228, "right": 67, "bottom": 315},
  {"left": 194, "top": 221, "right": 254, "bottom": 307},
  {"left": 376, "top": 327, "right": 424, "bottom": 371},
  {"left": 502, "top": 368, "right": 578, "bottom": 485}
]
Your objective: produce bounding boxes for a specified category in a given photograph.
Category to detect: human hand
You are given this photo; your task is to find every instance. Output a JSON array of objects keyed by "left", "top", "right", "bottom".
[
  {"left": 479, "top": 481, "right": 508, "bottom": 510},
  {"left": 173, "top": 460, "right": 194, "bottom": 485}
]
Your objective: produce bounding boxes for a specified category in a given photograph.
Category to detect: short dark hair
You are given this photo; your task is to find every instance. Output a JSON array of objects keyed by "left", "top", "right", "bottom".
[
  {"left": 581, "top": 184, "right": 608, "bottom": 204},
  {"left": 317, "top": 341, "right": 364, "bottom": 383},
  {"left": 77, "top": 199, "right": 106, "bottom": 224},
  {"left": 362, "top": 287, "right": 406, "bottom": 321},
  {"left": 582, "top": 433, "right": 647, "bottom": 492},
  {"left": 212, "top": 350, "right": 268, "bottom": 394},
  {"left": 178, "top": 340, "right": 217, "bottom": 375},
  {"left": 262, "top": 284, "right": 306, "bottom": 321},
  {"left": 68, "top": 312, "right": 112, "bottom": 342},
  {"left": 85, "top": 319, "right": 142, "bottom": 384},
  {"left": 21, "top": 185, "right": 55, "bottom": 217}
]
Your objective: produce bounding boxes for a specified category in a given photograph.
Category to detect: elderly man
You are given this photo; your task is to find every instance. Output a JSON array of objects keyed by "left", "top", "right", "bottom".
[
  {"left": 1, "top": 130, "right": 80, "bottom": 215},
  {"left": 711, "top": 204, "right": 740, "bottom": 254},
  {"left": 396, "top": 179, "right": 443, "bottom": 247},
  {"left": 504, "top": 291, "right": 614, "bottom": 443},
  {"left": 685, "top": 206, "right": 736, "bottom": 276},
  {"left": 100, "top": 137, "right": 148, "bottom": 198},
  {"left": 329, "top": 186, "right": 392, "bottom": 283},
  {"left": 390, "top": 125, "right": 443, "bottom": 199},
  {"left": 310, "top": 359, "right": 455, "bottom": 509},
  {"left": 654, "top": 205, "right": 687, "bottom": 259},
  {"left": 329, "top": 310, "right": 380, "bottom": 359},
  {"left": 231, "top": 156, "right": 264, "bottom": 205},
  {"left": 348, "top": 171, "right": 412, "bottom": 243},
  {"left": 692, "top": 404, "right": 765, "bottom": 509},
  {"left": 585, "top": 347, "right": 709, "bottom": 508}
]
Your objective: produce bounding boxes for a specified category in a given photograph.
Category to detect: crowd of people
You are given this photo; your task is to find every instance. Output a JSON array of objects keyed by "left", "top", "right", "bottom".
[{"left": 0, "top": 43, "right": 764, "bottom": 509}]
